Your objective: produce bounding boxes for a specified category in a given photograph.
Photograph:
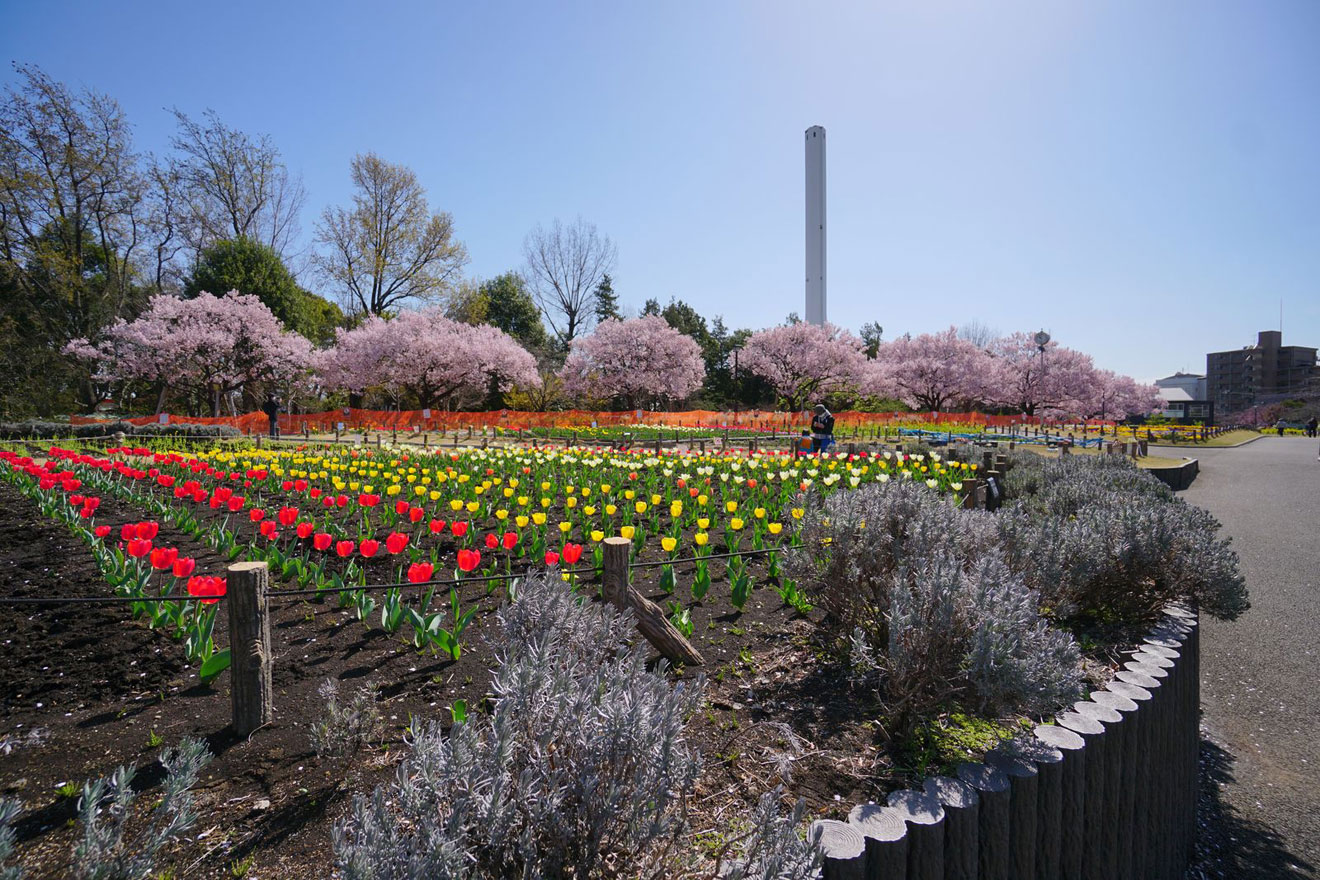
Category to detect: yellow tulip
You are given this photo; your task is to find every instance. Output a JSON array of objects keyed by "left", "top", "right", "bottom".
[
  {"left": 791, "top": 508, "right": 804, "bottom": 520},
  {"left": 558, "top": 521, "right": 572, "bottom": 534},
  {"left": 697, "top": 517, "right": 710, "bottom": 530},
  {"left": 583, "top": 505, "right": 596, "bottom": 516},
  {"left": 590, "top": 530, "right": 605, "bottom": 542},
  {"left": 661, "top": 536, "right": 677, "bottom": 552},
  {"left": 465, "top": 501, "right": 480, "bottom": 513},
  {"left": 620, "top": 525, "right": 636, "bottom": 539},
  {"left": 768, "top": 522, "right": 783, "bottom": 535},
  {"left": 694, "top": 532, "right": 709, "bottom": 546},
  {"left": 496, "top": 509, "right": 509, "bottom": 520},
  {"left": 725, "top": 500, "right": 738, "bottom": 513},
  {"left": 516, "top": 515, "right": 529, "bottom": 528},
  {"left": 624, "top": 489, "right": 636, "bottom": 500},
  {"left": 698, "top": 494, "right": 709, "bottom": 506},
  {"left": 635, "top": 501, "right": 647, "bottom": 514},
  {"left": 605, "top": 504, "right": 617, "bottom": 516},
  {"left": 669, "top": 501, "right": 683, "bottom": 517},
  {"left": 730, "top": 517, "right": 744, "bottom": 531},
  {"left": 650, "top": 494, "right": 662, "bottom": 506},
  {"left": 532, "top": 512, "right": 547, "bottom": 525},
  {"left": 566, "top": 496, "right": 578, "bottom": 509},
  {"left": 753, "top": 507, "right": 766, "bottom": 519}
]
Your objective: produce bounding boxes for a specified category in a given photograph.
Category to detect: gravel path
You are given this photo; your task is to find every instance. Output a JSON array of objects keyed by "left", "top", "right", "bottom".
[{"left": 1172, "top": 436, "right": 1320, "bottom": 878}]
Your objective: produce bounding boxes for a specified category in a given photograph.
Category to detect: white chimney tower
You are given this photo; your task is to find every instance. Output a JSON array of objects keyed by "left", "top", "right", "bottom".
[{"left": 805, "top": 125, "right": 827, "bottom": 325}]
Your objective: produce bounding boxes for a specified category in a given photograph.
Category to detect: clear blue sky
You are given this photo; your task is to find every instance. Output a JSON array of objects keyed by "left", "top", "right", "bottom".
[{"left": 5, "top": 0, "right": 1318, "bottom": 383}]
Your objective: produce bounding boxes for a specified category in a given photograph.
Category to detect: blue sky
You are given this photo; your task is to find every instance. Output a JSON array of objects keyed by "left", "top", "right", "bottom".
[{"left": 5, "top": 0, "right": 1318, "bottom": 382}]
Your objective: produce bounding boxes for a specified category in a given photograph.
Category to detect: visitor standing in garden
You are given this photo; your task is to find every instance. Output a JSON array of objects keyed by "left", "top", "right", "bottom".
[
  {"left": 810, "top": 404, "right": 835, "bottom": 453},
  {"left": 1306, "top": 416, "right": 1317, "bottom": 438},
  {"left": 263, "top": 395, "right": 281, "bottom": 439}
]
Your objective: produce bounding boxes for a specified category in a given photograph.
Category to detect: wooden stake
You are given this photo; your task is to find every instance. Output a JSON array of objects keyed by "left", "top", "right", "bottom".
[
  {"left": 227, "top": 562, "right": 273, "bottom": 736},
  {"left": 602, "top": 537, "right": 704, "bottom": 667}
]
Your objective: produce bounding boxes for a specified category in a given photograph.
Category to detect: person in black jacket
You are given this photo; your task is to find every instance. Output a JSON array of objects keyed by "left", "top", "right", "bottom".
[
  {"left": 262, "top": 395, "right": 281, "bottom": 439},
  {"left": 810, "top": 404, "right": 835, "bottom": 454}
]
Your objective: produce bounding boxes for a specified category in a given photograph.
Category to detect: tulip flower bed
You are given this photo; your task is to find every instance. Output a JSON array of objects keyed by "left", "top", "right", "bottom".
[{"left": 0, "top": 437, "right": 979, "bottom": 876}]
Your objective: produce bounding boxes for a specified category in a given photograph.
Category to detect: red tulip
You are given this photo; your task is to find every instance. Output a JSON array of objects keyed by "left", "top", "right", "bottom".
[
  {"left": 128, "top": 538, "right": 153, "bottom": 558},
  {"left": 295, "top": 479, "right": 308, "bottom": 491},
  {"left": 172, "top": 557, "right": 196, "bottom": 578},
  {"left": 94, "top": 525, "right": 111, "bottom": 538},
  {"left": 358, "top": 493, "right": 379, "bottom": 508},
  {"left": 79, "top": 506, "right": 95, "bottom": 519},
  {"left": 149, "top": 546, "right": 178, "bottom": 570},
  {"left": 385, "top": 532, "right": 409, "bottom": 554},
  {"left": 313, "top": 532, "right": 333, "bottom": 551},
  {"left": 336, "top": 540, "right": 356, "bottom": 557},
  {"left": 502, "top": 532, "right": 518, "bottom": 550},
  {"left": 485, "top": 533, "right": 498, "bottom": 550},
  {"left": 456, "top": 549, "right": 480, "bottom": 572},
  {"left": 336, "top": 494, "right": 349, "bottom": 508},
  {"left": 227, "top": 497, "right": 244, "bottom": 512},
  {"left": 407, "top": 562, "right": 434, "bottom": 584},
  {"left": 277, "top": 506, "right": 299, "bottom": 526},
  {"left": 322, "top": 496, "right": 335, "bottom": 508},
  {"left": 186, "top": 575, "right": 226, "bottom": 605},
  {"left": 296, "top": 521, "right": 314, "bottom": 539},
  {"left": 359, "top": 539, "right": 380, "bottom": 558},
  {"left": 429, "top": 518, "right": 447, "bottom": 534},
  {"left": 562, "top": 543, "right": 583, "bottom": 565},
  {"left": 70, "top": 494, "right": 84, "bottom": 506},
  {"left": 282, "top": 480, "right": 294, "bottom": 491},
  {"left": 249, "top": 508, "right": 266, "bottom": 522},
  {"left": 544, "top": 551, "right": 560, "bottom": 566},
  {"left": 135, "top": 521, "right": 159, "bottom": 540},
  {"left": 395, "top": 499, "right": 410, "bottom": 516},
  {"left": 408, "top": 506, "right": 425, "bottom": 523},
  {"left": 120, "top": 523, "right": 136, "bottom": 541},
  {"left": 450, "top": 521, "right": 468, "bottom": 538},
  {"left": 309, "top": 488, "right": 322, "bottom": 498},
  {"left": 259, "top": 521, "right": 278, "bottom": 539}
]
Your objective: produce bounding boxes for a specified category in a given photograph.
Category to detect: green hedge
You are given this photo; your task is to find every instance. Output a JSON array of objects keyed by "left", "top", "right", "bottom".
[{"left": 0, "top": 420, "right": 241, "bottom": 440}]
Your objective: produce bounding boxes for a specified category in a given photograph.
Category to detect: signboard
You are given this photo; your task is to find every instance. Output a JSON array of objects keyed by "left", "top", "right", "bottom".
[
  {"left": 336, "top": 421, "right": 345, "bottom": 431},
  {"left": 635, "top": 409, "right": 643, "bottom": 421},
  {"left": 158, "top": 413, "right": 169, "bottom": 425},
  {"left": 422, "top": 408, "right": 432, "bottom": 419},
  {"left": 591, "top": 420, "right": 598, "bottom": 429}
]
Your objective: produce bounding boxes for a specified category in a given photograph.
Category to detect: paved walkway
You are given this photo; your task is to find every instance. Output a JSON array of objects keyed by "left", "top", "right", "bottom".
[{"left": 1172, "top": 436, "right": 1320, "bottom": 878}]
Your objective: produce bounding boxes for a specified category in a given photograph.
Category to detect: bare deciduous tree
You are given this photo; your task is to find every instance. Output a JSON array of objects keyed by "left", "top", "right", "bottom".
[
  {"left": 958, "top": 320, "right": 999, "bottom": 350},
  {"left": 314, "top": 153, "right": 468, "bottom": 318},
  {"left": 169, "top": 108, "right": 306, "bottom": 262},
  {"left": 522, "top": 217, "right": 616, "bottom": 348}
]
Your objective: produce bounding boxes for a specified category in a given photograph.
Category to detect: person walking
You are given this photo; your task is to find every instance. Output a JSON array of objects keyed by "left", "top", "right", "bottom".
[
  {"left": 262, "top": 395, "right": 281, "bottom": 439},
  {"left": 1306, "top": 416, "right": 1317, "bottom": 438},
  {"left": 810, "top": 404, "right": 835, "bottom": 454}
]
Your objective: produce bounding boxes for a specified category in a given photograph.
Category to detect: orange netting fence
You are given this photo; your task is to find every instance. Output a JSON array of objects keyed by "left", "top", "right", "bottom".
[{"left": 70, "top": 408, "right": 1114, "bottom": 435}]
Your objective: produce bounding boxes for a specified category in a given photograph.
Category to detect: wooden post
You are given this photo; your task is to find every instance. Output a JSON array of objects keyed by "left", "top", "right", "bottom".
[
  {"left": 227, "top": 562, "right": 273, "bottom": 736},
  {"left": 601, "top": 537, "right": 704, "bottom": 666},
  {"left": 958, "top": 762, "right": 1012, "bottom": 880},
  {"left": 847, "top": 803, "right": 908, "bottom": 878},
  {"left": 811, "top": 820, "right": 867, "bottom": 880},
  {"left": 985, "top": 750, "right": 1039, "bottom": 880},
  {"left": 924, "top": 776, "right": 979, "bottom": 880},
  {"left": 888, "top": 790, "right": 945, "bottom": 880}
]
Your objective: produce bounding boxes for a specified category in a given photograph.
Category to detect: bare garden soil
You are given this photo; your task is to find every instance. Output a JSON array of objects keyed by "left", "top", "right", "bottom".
[{"left": 0, "top": 466, "right": 1133, "bottom": 877}]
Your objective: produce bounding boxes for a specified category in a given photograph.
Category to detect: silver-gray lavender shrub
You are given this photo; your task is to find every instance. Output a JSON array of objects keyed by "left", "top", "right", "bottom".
[
  {"left": 0, "top": 798, "right": 20, "bottom": 880},
  {"left": 334, "top": 575, "right": 706, "bottom": 880},
  {"left": 998, "top": 455, "right": 1248, "bottom": 621},
  {"left": 310, "top": 679, "right": 383, "bottom": 758},
  {"left": 788, "top": 481, "right": 1082, "bottom": 727},
  {"left": 720, "top": 789, "right": 822, "bottom": 880},
  {"left": 71, "top": 737, "right": 211, "bottom": 880}
]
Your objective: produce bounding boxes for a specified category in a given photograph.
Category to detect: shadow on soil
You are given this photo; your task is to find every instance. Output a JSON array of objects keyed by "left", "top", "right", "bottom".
[{"left": 1189, "top": 736, "right": 1315, "bottom": 879}]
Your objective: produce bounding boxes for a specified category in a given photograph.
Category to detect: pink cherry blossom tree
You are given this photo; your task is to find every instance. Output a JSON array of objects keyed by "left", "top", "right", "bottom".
[
  {"left": 738, "top": 322, "right": 870, "bottom": 411},
  {"left": 1083, "top": 370, "right": 1161, "bottom": 420},
  {"left": 316, "top": 307, "right": 540, "bottom": 408},
  {"left": 558, "top": 315, "right": 705, "bottom": 407},
  {"left": 984, "top": 332, "right": 1101, "bottom": 417},
  {"left": 66, "top": 291, "right": 314, "bottom": 415},
  {"left": 871, "top": 326, "right": 995, "bottom": 412}
]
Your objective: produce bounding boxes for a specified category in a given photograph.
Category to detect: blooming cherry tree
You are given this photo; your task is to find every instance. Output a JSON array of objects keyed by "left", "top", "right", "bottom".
[
  {"left": 1083, "top": 370, "right": 1161, "bottom": 420},
  {"left": 66, "top": 291, "right": 314, "bottom": 415},
  {"left": 984, "top": 332, "right": 1101, "bottom": 417},
  {"left": 871, "top": 327, "right": 994, "bottom": 412},
  {"left": 738, "top": 322, "right": 870, "bottom": 411},
  {"left": 316, "top": 308, "right": 540, "bottom": 407},
  {"left": 558, "top": 315, "right": 704, "bottom": 407}
]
